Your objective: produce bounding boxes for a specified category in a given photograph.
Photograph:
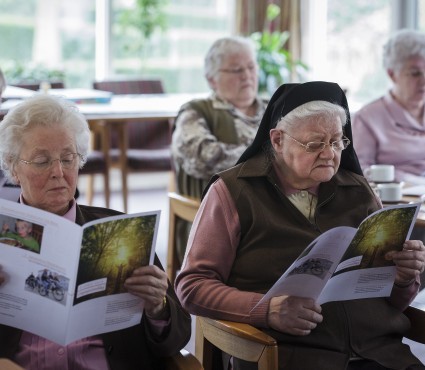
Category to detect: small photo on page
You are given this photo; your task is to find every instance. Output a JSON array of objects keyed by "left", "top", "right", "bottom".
[
  {"left": 73, "top": 214, "right": 158, "bottom": 305},
  {"left": 25, "top": 268, "right": 69, "bottom": 306},
  {"left": 287, "top": 258, "right": 333, "bottom": 280},
  {"left": 0, "top": 214, "right": 44, "bottom": 254}
]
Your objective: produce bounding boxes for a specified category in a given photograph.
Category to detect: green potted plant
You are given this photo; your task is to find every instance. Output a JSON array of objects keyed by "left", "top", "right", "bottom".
[
  {"left": 250, "top": 4, "right": 308, "bottom": 94},
  {"left": 118, "top": 0, "right": 168, "bottom": 53},
  {"left": 2, "top": 61, "right": 65, "bottom": 87}
]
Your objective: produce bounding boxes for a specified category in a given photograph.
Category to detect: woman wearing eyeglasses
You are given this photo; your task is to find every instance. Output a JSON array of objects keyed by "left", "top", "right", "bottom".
[
  {"left": 353, "top": 29, "right": 425, "bottom": 185},
  {"left": 172, "top": 36, "right": 267, "bottom": 199},
  {"left": 176, "top": 81, "right": 425, "bottom": 370},
  {"left": 0, "top": 94, "right": 191, "bottom": 370},
  {"left": 171, "top": 36, "right": 267, "bottom": 264}
]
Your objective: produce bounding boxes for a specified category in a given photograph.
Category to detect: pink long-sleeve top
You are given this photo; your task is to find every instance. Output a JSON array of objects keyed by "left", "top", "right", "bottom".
[
  {"left": 352, "top": 92, "right": 425, "bottom": 184},
  {"left": 175, "top": 177, "right": 419, "bottom": 328}
]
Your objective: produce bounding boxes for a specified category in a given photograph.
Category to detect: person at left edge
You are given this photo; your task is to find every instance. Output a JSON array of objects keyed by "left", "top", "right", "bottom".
[{"left": 0, "top": 93, "right": 191, "bottom": 370}]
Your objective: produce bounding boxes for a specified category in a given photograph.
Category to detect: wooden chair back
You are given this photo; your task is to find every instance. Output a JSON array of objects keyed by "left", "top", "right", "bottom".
[
  {"left": 195, "top": 317, "right": 278, "bottom": 370},
  {"left": 167, "top": 192, "right": 200, "bottom": 282},
  {"left": 93, "top": 79, "right": 164, "bottom": 95},
  {"left": 92, "top": 79, "right": 169, "bottom": 151},
  {"left": 10, "top": 81, "right": 65, "bottom": 91}
]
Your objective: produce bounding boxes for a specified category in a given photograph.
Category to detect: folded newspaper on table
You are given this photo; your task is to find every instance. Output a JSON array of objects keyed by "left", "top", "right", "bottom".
[
  {"left": 255, "top": 203, "right": 420, "bottom": 308},
  {"left": 0, "top": 199, "right": 160, "bottom": 345}
]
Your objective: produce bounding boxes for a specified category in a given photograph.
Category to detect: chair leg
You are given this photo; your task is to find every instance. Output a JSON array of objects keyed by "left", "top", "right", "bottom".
[
  {"left": 86, "top": 175, "right": 95, "bottom": 205},
  {"left": 195, "top": 317, "right": 205, "bottom": 365},
  {"left": 121, "top": 166, "right": 128, "bottom": 213},
  {"left": 103, "top": 171, "right": 110, "bottom": 208}
]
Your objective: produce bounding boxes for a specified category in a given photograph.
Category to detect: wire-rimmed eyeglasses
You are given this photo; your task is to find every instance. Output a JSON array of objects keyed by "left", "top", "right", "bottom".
[
  {"left": 281, "top": 131, "right": 350, "bottom": 153},
  {"left": 219, "top": 65, "right": 257, "bottom": 75},
  {"left": 403, "top": 68, "right": 425, "bottom": 79},
  {"left": 18, "top": 152, "right": 83, "bottom": 171}
]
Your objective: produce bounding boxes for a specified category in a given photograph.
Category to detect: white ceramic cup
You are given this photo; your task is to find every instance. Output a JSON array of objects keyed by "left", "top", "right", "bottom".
[
  {"left": 376, "top": 182, "right": 402, "bottom": 202},
  {"left": 364, "top": 164, "right": 395, "bottom": 183}
]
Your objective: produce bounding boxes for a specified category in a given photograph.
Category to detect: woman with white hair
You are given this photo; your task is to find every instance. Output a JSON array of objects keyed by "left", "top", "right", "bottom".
[
  {"left": 171, "top": 36, "right": 267, "bottom": 263},
  {"left": 352, "top": 29, "right": 425, "bottom": 184},
  {"left": 0, "top": 94, "right": 191, "bottom": 370},
  {"left": 176, "top": 81, "right": 425, "bottom": 369},
  {"left": 172, "top": 36, "right": 267, "bottom": 198}
]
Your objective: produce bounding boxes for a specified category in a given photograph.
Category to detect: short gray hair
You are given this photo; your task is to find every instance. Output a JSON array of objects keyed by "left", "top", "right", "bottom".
[
  {"left": 383, "top": 29, "right": 425, "bottom": 71},
  {"left": 276, "top": 101, "right": 347, "bottom": 132},
  {"left": 0, "top": 94, "right": 90, "bottom": 182},
  {"left": 204, "top": 36, "right": 257, "bottom": 80}
]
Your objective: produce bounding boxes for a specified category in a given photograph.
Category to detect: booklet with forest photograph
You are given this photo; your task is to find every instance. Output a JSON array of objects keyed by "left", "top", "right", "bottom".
[
  {"left": 0, "top": 198, "right": 160, "bottom": 345},
  {"left": 255, "top": 203, "right": 421, "bottom": 308}
]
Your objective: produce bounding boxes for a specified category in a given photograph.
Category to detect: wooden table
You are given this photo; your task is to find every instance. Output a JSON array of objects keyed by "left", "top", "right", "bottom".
[{"left": 77, "top": 93, "right": 206, "bottom": 213}]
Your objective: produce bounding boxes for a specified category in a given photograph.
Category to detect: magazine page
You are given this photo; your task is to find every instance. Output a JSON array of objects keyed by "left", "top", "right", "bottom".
[
  {"left": 0, "top": 199, "right": 161, "bottom": 345},
  {"left": 254, "top": 203, "right": 420, "bottom": 309},
  {"left": 255, "top": 226, "right": 357, "bottom": 306},
  {"left": 318, "top": 203, "right": 420, "bottom": 304},
  {"left": 0, "top": 199, "right": 82, "bottom": 345},
  {"left": 65, "top": 210, "right": 160, "bottom": 344}
]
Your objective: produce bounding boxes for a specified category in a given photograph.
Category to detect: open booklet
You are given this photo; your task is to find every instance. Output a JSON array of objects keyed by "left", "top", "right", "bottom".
[
  {"left": 0, "top": 198, "right": 160, "bottom": 345},
  {"left": 255, "top": 203, "right": 421, "bottom": 308}
]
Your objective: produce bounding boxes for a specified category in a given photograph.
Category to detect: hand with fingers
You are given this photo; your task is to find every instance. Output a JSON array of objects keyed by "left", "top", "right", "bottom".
[
  {"left": 267, "top": 295, "right": 323, "bottom": 336},
  {"left": 124, "top": 265, "right": 170, "bottom": 320},
  {"left": 386, "top": 240, "right": 425, "bottom": 287}
]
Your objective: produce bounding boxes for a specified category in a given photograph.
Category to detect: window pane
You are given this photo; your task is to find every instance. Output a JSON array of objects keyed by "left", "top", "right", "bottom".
[
  {"left": 0, "top": 0, "right": 95, "bottom": 89},
  {"left": 419, "top": 1, "right": 425, "bottom": 32},
  {"left": 60, "top": 1, "right": 96, "bottom": 87},
  {"left": 111, "top": 0, "right": 235, "bottom": 93},
  {"left": 326, "top": 0, "right": 390, "bottom": 110}
]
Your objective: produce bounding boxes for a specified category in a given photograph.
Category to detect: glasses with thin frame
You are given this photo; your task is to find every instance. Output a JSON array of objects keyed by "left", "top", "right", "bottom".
[
  {"left": 281, "top": 131, "right": 350, "bottom": 153},
  {"left": 403, "top": 69, "right": 425, "bottom": 79},
  {"left": 219, "top": 65, "right": 257, "bottom": 75},
  {"left": 18, "top": 152, "right": 82, "bottom": 171}
]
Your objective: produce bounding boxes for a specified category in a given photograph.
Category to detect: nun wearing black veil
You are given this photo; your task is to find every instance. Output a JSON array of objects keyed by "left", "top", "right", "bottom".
[{"left": 175, "top": 81, "right": 425, "bottom": 370}]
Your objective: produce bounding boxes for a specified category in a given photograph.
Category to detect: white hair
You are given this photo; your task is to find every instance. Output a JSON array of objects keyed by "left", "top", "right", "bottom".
[
  {"left": 0, "top": 94, "right": 90, "bottom": 182},
  {"left": 276, "top": 101, "right": 347, "bottom": 132},
  {"left": 383, "top": 29, "right": 425, "bottom": 71},
  {"left": 204, "top": 36, "right": 257, "bottom": 80}
]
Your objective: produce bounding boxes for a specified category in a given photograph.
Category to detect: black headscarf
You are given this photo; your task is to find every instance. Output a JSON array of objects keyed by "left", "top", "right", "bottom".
[{"left": 237, "top": 81, "right": 363, "bottom": 176}]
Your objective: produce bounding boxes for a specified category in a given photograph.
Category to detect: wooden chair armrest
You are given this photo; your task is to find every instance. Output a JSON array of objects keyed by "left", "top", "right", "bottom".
[
  {"left": 201, "top": 317, "right": 276, "bottom": 345},
  {"left": 164, "top": 349, "right": 203, "bottom": 370},
  {"left": 196, "top": 316, "right": 278, "bottom": 369},
  {"left": 0, "top": 359, "right": 24, "bottom": 370},
  {"left": 404, "top": 306, "right": 425, "bottom": 343}
]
